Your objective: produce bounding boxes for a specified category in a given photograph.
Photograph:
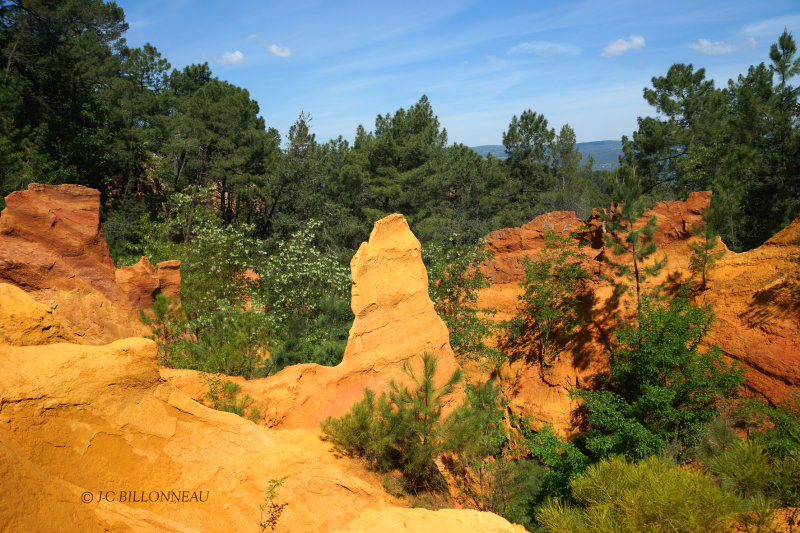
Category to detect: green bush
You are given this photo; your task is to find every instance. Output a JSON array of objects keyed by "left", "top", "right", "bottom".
[
  {"left": 702, "top": 396, "right": 800, "bottom": 508},
  {"left": 321, "top": 353, "right": 461, "bottom": 491},
  {"left": 423, "top": 237, "right": 502, "bottom": 368},
  {"left": 536, "top": 455, "right": 742, "bottom": 533},
  {"left": 573, "top": 288, "right": 743, "bottom": 460},
  {"left": 173, "top": 311, "right": 271, "bottom": 378},
  {"left": 444, "top": 380, "right": 545, "bottom": 524},
  {"left": 204, "top": 376, "right": 261, "bottom": 423},
  {"left": 508, "top": 230, "right": 590, "bottom": 368},
  {"left": 517, "top": 421, "right": 589, "bottom": 502}
]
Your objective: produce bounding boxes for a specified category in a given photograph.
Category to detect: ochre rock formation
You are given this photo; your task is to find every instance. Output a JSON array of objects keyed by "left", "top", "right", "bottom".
[
  {"left": 155, "top": 259, "right": 182, "bottom": 302},
  {"left": 702, "top": 212, "right": 800, "bottom": 402},
  {"left": 114, "top": 256, "right": 160, "bottom": 309},
  {"left": 478, "top": 191, "right": 799, "bottom": 434},
  {"left": 163, "top": 214, "right": 462, "bottom": 429},
  {"left": 0, "top": 283, "right": 76, "bottom": 345},
  {"left": 115, "top": 256, "right": 183, "bottom": 309},
  {"left": 0, "top": 184, "right": 180, "bottom": 343},
  {"left": 332, "top": 507, "right": 526, "bottom": 532},
  {"left": 0, "top": 336, "right": 522, "bottom": 532}
]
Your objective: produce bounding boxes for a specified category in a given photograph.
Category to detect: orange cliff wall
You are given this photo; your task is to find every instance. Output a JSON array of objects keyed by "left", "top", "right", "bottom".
[
  {"left": 0, "top": 183, "right": 181, "bottom": 344},
  {"left": 477, "top": 191, "right": 800, "bottom": 434}
]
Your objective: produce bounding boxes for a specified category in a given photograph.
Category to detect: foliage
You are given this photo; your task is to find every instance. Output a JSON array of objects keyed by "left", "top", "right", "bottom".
[
  {"left": 624, "top": 32, "right": 800, "bottom": 251},
  {"left": 180, "top": 311, "right": 271, "bottom": 378},
  {"left": 516, "top": 420, "right": 589, "bottom": 503},
  {"left": 258, "top": 477, "right": 288, "bottom": 533},
  {"left": 204, "top": 375, "right": 261, "bottom": 423},
  {"left": 536, "top": 455, "right": 742, "bottom": 533},
  {"left": 321, "top": 353, "right": 462, "bottom": 491},
  {"left": 688, "top": 208, "right": 726, "bottom": 291},
  {"left": 253, "top": 219, "right": 351, "bottom": 337},
  {"left": 423, "top": 237, "right": 501, "bottom": 368},
  {"left": 724, "top": 393, "right": 800, "bottom": 507},
  {"left": 503, "top": 109, "right": 556, "bottom": 198},
  {"left": 573, "top": 288, "right": 743, "bottom": 460},
  {"left": 138, "top": 294, "right": 186, "bottom": 364},
  {"left": 603, "top": 170, "right": 666, "bottom": 315},
  {"left": 508, "top": 230, "right": 590, "bottom": 367},
  {"left": 267, "top": 295, "right": 351, "bottom": 372},
  {"left": 442, "top": 379, "right": 543, "bottom": 521}
]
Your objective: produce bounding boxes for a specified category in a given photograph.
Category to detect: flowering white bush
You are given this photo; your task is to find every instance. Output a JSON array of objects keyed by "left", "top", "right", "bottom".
[{"left": 254, "top": 219, "right": 350, "bottom": 338}]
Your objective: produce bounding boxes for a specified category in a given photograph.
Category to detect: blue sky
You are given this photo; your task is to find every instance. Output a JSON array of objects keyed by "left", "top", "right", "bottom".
[{"left": 116, "top": 0, "right": 799, "bottom": 146}]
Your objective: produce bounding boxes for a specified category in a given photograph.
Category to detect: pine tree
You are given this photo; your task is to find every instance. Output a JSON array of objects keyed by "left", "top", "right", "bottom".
[
  {"left": 603, "top": 169, "right": 666, "bottom": 317},
  {"left": 688, "top": 209, "right": 726, "bottom": 291}
]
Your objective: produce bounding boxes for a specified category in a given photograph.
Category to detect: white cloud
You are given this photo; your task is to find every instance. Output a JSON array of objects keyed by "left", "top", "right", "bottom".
[
  {"left": 743, "top": 14, "right": 800, "bottom": 37},
  {"left": 487, "top": 55, "right": 498, "bottom": 63},
  {"left": 601, "top": 35, "right": 645, "bottom": 57},
  {"left": 268, "top": 44, "right": 291, "bottom": 58},
  {"left": 218, "top": 50, "right": 244, "bottom": 64},
  {"left": 508, "top": 41, "right": 582, "bottom": 57},
  {"left": 688, "top": 39, "right": 736, "bottom": 55},
  {"left": 688, "top": 37, "right": 759, "bottom": 55}
]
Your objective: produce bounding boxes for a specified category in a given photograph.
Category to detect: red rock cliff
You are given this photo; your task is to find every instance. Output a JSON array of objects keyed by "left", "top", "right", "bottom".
[
  {"left": 0, "top": 184, "right": 181, "bottom": 343},
  {"left": 478, "top": 191, "right": 799, "bottom": 434}
]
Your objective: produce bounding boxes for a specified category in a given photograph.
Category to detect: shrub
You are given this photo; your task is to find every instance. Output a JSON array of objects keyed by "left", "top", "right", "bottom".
[
  {"left": 204, "top": 376, "right": 261, "bottom": 423},
  {"left": 258, "top": 477, "right": 288, "bottom": 532},
  {"left": 444, "top": 380, "right": 545, "bottom": 524},
  {"left": 703, "top": 395, "right": 800, "bottom": 507},
  {"left": 536, "top": 455, "right": 742, "bottom": 533},
  {"left": 573, "top": 287, "right": 743, "bottom": 460},
  {"left": 182, "top": 311, "right": 271, "bottom": 378},
  {"left": 423, "top": 237, "right": 502, "bottom": 368},
  {"left": 508, "top": 230, "right": 590, "bottom": 367},
  {"left": 517, "top": 421, "right": 589, "bottom": 502},
  {"left": 321, "top": 353, "right": 461, "bottom": 491}
]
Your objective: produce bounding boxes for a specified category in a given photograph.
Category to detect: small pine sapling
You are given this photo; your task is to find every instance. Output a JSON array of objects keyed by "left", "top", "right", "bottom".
[
  {"left": 603, "top": 169, "right": 666, "bottom": 317},
  {"left": 688, "top": 209, "right": 725, "bottom": 291}
]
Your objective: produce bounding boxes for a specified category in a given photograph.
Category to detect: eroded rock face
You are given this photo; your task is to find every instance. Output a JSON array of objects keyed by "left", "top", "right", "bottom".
[
  {"left": 702, "top": 212, "right": 800, "bottom": 401},
  {"left": 0, "top": 338, "right": 396, "bottom": 532},
  {"left": 0, "top": 312, "right": 520, "bottom": 532},
  {"left": 115, "top": 256, "right": 183, "bottom": 309},
  {"left": 0, "top": 283, "right": 76, "bottom": 346},
  {"left": 478, "top": 191, "right": 799, "bottom": 434},
  {"left": 163, "top": 214, "right": 462, "bottom": 430},
  {"left": 0, "top": 184, "right": 181, "bottom": 343}
]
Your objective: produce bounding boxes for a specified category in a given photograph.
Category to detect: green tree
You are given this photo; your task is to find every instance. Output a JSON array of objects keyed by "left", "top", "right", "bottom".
[
  {"left": 0, "top": 0, "right": 128, "bottom": 192},
  {"left": 622, "top": 63, "right": 727, "bottom": 195},
  {"left": 573, "top": 288, "right": 743, "bottom": 460},
  {"left": 321, "top": 353, "right": 462, "bottom": 491},
  {"left": 688, "top": 209, "right": 725, "bottom": 291},
  {"left": 502, "top": 110, "right": 556, "bottom": 211},
  {"left": 603, "top": 171, "right": 666, "bottom": 316},
  {"left": 424, "top": 237, "right": 501, "bottom": 367},
  {"left": 509, "top": 230, "right": 590, "bottom": 367},
  {"left": 548, "top": 124, "right": 597, "bottom": 217},
  {"left": 517, "top": 421, "right": 589, "bottom": 502}
]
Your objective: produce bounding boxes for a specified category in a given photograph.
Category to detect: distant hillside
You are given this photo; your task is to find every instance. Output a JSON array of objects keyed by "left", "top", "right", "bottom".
[{"left": 470, "top": 140, "right": 623, "bottom": 170}]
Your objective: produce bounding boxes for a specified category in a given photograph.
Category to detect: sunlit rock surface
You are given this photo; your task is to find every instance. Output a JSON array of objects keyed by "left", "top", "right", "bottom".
[{"left": 0, "top": 184, "right": 181, "bottom": 343}]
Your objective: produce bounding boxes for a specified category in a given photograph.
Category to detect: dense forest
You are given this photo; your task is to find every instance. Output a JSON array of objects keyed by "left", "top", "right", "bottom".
[{"left": 2, "top": 1, "right": 800, "bottom": 531}]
